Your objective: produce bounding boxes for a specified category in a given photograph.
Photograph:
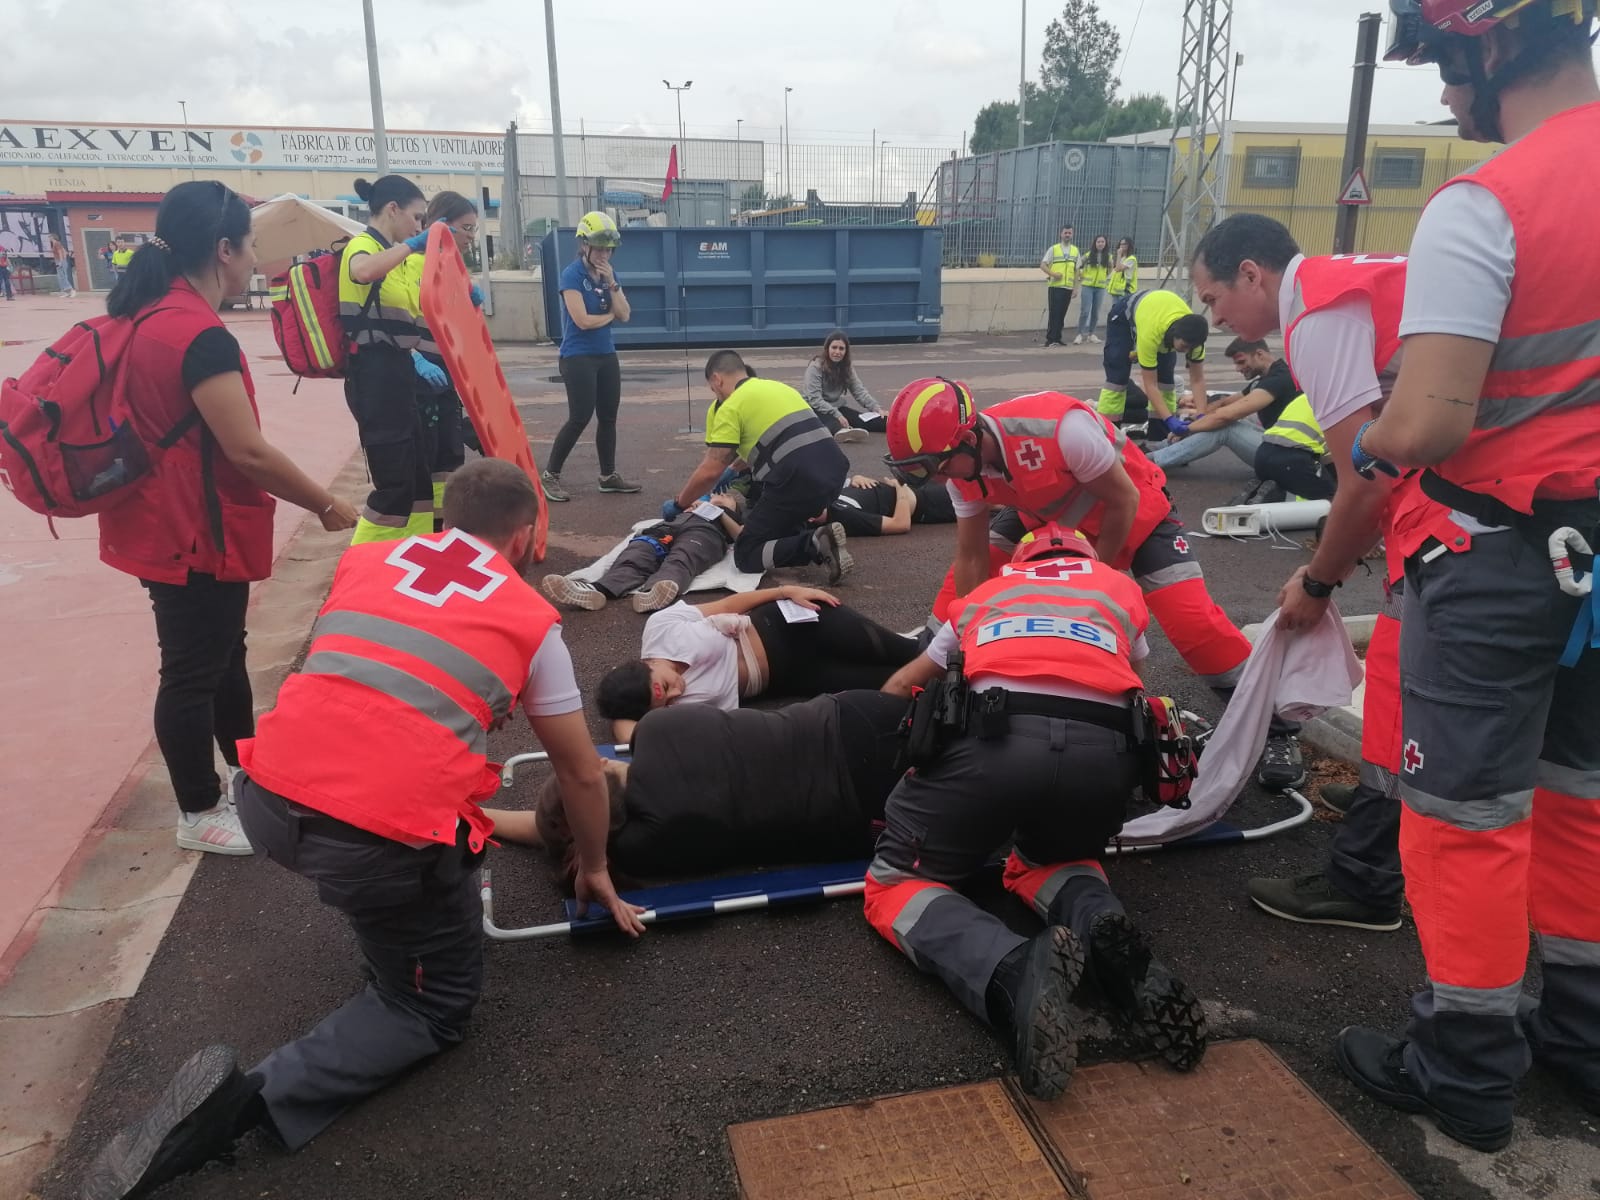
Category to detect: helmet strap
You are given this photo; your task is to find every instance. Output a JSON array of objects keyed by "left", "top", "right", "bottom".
[{"left": 1465, "top": 37, "right": 1508, "bottom": 142}]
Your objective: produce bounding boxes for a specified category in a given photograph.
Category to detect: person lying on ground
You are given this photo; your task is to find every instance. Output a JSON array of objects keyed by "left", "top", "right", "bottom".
[
  {"left": 819, "top": 474, "right": 957, "bottom": 538},
  {"left": 595, "top": 587, "right": 921, "bottom": 742},
  {"left": 542, "top": 492, "right": 744, "bottom": 614},
  {"left": 485, "top": 690, "right": 909, "bottom": 880},
  {"left": 801, "top": 328, "right": 885, "bottom": 441}
]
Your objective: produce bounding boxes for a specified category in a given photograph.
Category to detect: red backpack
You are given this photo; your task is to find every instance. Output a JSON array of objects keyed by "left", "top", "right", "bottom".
[
  {"left": 0, "top": 310, "right": 196, "bottom": 527},
  {"left": 269, "top": 244, "right": 377, "bottom": 380}
]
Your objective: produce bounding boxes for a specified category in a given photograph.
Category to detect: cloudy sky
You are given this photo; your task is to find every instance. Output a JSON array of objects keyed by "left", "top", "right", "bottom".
[{"left": 14, "top": 0, "right": 1491, "bottom": 143}]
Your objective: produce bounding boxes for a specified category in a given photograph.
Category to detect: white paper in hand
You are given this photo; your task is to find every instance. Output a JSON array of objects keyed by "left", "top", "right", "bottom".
[
  {"left": 776, "top": 598, "right": 820, "bottom": 624},
  {"left": 691, "top": 500, "right": 723, "bottom": 521}
]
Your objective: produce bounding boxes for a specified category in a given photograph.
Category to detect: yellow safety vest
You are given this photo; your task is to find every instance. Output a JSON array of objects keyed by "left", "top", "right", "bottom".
[
  {"left": 1079, "top": 262, "right": 1110, "bottom": 289},
  {"left": 1108, "top": 254, "right": 1139, "bottom": 296},
  {"left": 111, "top": 247, "right": 134, "bottom": 268},
  {"left": 1045, "top": 242, "right": 1080, "bottom": 288},
  {"left": 338, "top": 229, "right": 422, "bottom": 351},
  {"left": 1261, "top": 394, "right": 1328, "bottom": 457}
]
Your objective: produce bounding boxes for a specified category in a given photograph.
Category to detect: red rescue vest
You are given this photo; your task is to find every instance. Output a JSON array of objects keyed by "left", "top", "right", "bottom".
[
  {"left": 1284, "top": 255, "right": 1460, "bottom": 575},
  {"left": 237, "top": 529, "right": 558, "bottom": 850},
  {"left": 96, "top": 282, "right": 276, "bottom": 583},
  {"left": 1391, "top": 101, "right": 1600, "bottom": 556},
  {"left": 951, "top": 557, "right": 1149, "bottom": 697},
  {"left": 949, "top": 392, "right": 1171, "bottom": 570}
]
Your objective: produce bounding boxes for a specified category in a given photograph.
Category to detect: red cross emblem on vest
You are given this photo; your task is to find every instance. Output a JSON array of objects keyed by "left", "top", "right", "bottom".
[
  {"left": 1173, "top": 535, "right": 1190, "bottom": 555},
  {"left": 1402, "top": 739, "right": 1425, "bottom": 774},
  {"left": 1015, "top": 439, "right": 1046, "bottom": 471},
  {"left": 386, "top": 529, "right": 508, "bottom": 608}
]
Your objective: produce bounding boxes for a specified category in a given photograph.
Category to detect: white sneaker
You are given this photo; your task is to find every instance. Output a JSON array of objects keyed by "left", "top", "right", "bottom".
[
  {"left": 177, "top": 804, "right": 254, "bottom": 855},
  {"left": 632, "top": 579, "right": 681, "bottom": 613},
  {"left": 541, "top": 573, "right": 607, "bottom": 611},
  {"left": 1089, "top": 334, "right": 1101, "bottom": 344},
  {"left": 1072, "top": 334, "right": 1084, "bottom": 345},
  {"left": 833, "top": 426, "right": 868, "bottom": 444}
]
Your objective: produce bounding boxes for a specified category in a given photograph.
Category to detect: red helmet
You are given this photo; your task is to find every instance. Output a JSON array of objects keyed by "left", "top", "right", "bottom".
[
  {"left": 883, "top": 377, "right": 979, "bottom": 480},
  {"left": 1385, "top": 0, "right": 1593, "bottom": 63},
  {"left": 1011, "top": 523, "right": 1098, "bottom": 566}
]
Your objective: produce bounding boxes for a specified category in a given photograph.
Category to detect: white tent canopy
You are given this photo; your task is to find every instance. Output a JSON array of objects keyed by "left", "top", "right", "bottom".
[{"left": 247, "top": 194, "right": 363, "bottom": 263}]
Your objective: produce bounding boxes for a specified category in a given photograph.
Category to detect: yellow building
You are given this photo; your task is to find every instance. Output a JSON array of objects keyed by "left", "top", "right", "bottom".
[{"left": 1113, "top": 120, "right": 1497, "bottom": 255}]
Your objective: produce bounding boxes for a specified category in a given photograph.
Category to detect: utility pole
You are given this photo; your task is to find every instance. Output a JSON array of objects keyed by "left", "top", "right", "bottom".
[
  {"left": 1334, "top": 12, "right": 1382, "bottom": 254},
  {"left": 1157, "top": 0, "right": 1234, "bottom": 298},
  {"left": 1017, "top": 0, "right": 1028, "bottom": 149},
  {"left": 664, "top": 80, "right": 693, "bottom": 180},
  {"left": 178, "top": 100, "right": 194, "bottom": 180},
  {"left": 783, "top": 87, "right": 794, "bottom": 201},
  {"left": 543, "top": 0, "right": 571, "bottom": 225},
  {"left": 361, "top": 0, "right": 389, "bottom": 174}
]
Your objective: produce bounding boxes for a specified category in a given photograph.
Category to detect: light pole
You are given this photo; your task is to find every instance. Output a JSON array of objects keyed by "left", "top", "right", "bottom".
[
  {"left": 543, "top": 0, "right": 571, "bottom": 226},
  {"left": 361, "top": 0, "right": 389, "bottom": 174},
  {"left": 1017, "top": 0, "right": 1027, "bottom": 149},
  {"left": 878, "top": 139, "right": 890, "bottom": 210},
  {"left": 783, "top": 86, "right": 793, "bottom": 201},
  {"left": 735, "top": 118, "right": 743, "bottom": 197},
  {"left": 663, "top": 79, "right": 693, "bottom": 180},
  {"left": 178, "top": 100, "right": 194, "bottom": 180}
]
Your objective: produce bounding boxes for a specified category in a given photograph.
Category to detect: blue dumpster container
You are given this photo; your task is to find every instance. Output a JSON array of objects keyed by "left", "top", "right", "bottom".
[{"left": 540, "top": 225, "right": 942, "bottom": 348}]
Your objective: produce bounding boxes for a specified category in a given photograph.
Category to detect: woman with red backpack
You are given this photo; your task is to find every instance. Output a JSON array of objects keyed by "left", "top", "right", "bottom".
[{"left": 103, "top": 180, "right": 358, "bottom": 855}]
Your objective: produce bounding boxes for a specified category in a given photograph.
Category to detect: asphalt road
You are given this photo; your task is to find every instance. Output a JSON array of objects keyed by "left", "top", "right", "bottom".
[{"left": 33, "top": 335, "right": 1593, "bottom": 1200}]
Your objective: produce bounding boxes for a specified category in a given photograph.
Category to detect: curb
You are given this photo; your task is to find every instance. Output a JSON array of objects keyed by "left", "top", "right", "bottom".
[{"left": 0, "top": 452, "right": 368, "bottom": 1200}]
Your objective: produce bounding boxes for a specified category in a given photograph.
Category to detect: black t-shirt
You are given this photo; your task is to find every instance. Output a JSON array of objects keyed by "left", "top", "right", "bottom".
[
  {"left": 826, "top": 480, "right": 957, "bottom": 537},
  {"left": 181, "top": 326, "right": 245, "bottom": 392},
  {"left": 612, "top": 696, "right": 867, "bottom": 876},
  {"left": 1246, "top": 358, "right": 1298, "bottom": 430}
]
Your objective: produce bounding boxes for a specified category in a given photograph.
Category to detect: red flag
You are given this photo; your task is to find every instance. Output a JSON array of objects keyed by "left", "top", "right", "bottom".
[{"left": 663, "top": 145, "right": 679, "bottom": 202}]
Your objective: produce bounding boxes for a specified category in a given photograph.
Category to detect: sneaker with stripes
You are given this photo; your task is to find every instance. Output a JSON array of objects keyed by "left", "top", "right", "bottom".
[{"left": 176, "top": 804, "right": 254, "bottom": 856}]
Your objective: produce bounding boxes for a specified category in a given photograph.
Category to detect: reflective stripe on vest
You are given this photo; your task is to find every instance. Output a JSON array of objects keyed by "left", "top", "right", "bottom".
[
  {"left": 953, "top": 581, "right": 1139, "bottom": 647},
  {"left": 1108, "top": 257, "right": 1138, "bottom": 296},
  {"left": 749, "top": 406, "right": 836, "bottom": 480},
  {"left": 300, "top": 649, "right": 487, "bottom": 754},
  {"left": 1261, "top": 394, "right": 1328, "bottom": 456},
  {"left": 1046, "top": 243, "right": 1078, "bottom": 287},
  {"left": 310, "top": 610, "right": 515, "bottom": 721},
  {"left": 339, "top": 231, "right": 422, "bottom": 350}
]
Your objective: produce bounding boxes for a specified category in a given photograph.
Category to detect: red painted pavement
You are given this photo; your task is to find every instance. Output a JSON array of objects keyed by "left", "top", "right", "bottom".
[{"left": 0, "top": 291, "right": 357, "bottom": 963}]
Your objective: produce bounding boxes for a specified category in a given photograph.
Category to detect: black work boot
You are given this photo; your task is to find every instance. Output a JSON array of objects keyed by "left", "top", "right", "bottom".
[
  {"left": 1088, "top": 911, "right": 1208, "bottom": 1071},
  {"left": 1519, "top": 995, "right": 1600, "bottom": 1116},
  {"left": 1334, "top": 1026, "right": 1513, "bottom": 1153},
  {"left": 80, "top": 1045, "right": 265, "bottom": 1200},
  {"left": 1319, "top": 781, "right": 1358, "bottom": 815},
  {"left": 993, "top": 926, "right": 1086, "bottom": 1100}
]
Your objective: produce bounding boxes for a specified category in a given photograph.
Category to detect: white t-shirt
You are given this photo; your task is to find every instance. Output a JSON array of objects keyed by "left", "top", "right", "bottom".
[
  {"left": 948, "top": 408, "right": 1119, "bottom": 519},
  {"left": 1278, "top": 254, "right": 1389, "bottom": 433},
  {"left": 638, "top": 601, "right": 742, "bottom": 709},
  {"left": 520, "top": 627, "right": 583, "bottom": 717}
]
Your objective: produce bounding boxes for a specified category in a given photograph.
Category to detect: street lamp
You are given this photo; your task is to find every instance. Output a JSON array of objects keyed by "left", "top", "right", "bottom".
[
  {"left": 783, "top": 86, "right": 794, "bottom": 202},
  {"left": 877, "top": 140, "right": 890, "bottom": 209},
  {"left": 362, "top": 0, "right": 389, "bottom": 174},
  {"left": 664, "top": 79, "right": 692, "bottom": 180},
  {"left": 178, "top": 100, "right": 194, "bottom": 180}
]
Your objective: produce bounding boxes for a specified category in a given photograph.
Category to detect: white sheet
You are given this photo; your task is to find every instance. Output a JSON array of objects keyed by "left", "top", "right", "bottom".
[
  {"left": 569, "top": 519, "right": 765, "bottom": 595},
  {"left": 1119, "top": 601, "right": 1362, "bottom": 844}
]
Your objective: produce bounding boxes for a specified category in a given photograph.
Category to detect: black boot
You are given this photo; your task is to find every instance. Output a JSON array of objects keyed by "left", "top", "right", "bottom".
[
  {"left": 1334, "top": 1026, "right": 1513, "bottom": 1152},
  {"left": 1088, "top": 911, "right": 1208, "bottom": 1071},
  {"left": 988, "top": 927, "right": 1086, "bottom": 1100},
  {"left": 80, "top": 1045, "right": 265, "bottom": 1200}
]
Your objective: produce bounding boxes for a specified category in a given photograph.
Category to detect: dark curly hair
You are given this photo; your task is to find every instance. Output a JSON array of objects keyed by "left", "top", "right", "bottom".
[{"left": 596, "top": 660, "right": 653, "bottom": 722}]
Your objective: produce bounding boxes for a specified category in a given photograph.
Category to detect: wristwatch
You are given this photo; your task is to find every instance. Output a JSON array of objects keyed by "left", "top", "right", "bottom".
[{"left": 1300, "top": 572, "right": 1341, "bottom": 599}]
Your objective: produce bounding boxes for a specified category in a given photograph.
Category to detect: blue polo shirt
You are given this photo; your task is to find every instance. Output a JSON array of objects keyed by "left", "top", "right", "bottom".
[{"left": 558, "top": 258, "right": 618, "bottom": 357}]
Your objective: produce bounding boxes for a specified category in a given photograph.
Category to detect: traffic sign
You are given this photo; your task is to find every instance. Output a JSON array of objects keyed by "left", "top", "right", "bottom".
[{"left": 1338, "top": 169, "right": 1372, "bottom": 206}]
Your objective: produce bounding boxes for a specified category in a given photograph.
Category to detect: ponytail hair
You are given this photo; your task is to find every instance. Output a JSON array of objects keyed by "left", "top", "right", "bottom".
[
  {"left": 355, "top": 174, "right": 425, "bottom": 218},
  {"left": 107, "top": 180, "right": 250, "bottom": 319},
  {"left": 426, "top": 190, "right": 478, "bottom": 226}
]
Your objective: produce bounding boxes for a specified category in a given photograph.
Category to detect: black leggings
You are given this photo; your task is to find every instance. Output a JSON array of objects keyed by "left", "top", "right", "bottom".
[
  {"left": 749, "top": 601, "right": 921, "bottom": 698},
  {"left": 140, "top": 572, "right": 254, "bottom": 813},
  {"left": 548, "top": 352, "right": 622, "bottom": 475},
  {"left": 831, "top": 690, "right": 914, "bottom": 823}
]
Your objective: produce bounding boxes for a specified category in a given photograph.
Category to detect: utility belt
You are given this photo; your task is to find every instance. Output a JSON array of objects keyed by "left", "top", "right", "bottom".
[
  {"left": 1418, "top": 469, "right": 1599, "bottom": 558},
  {"left": 899, "top": 654, "right": 1196, "bottom": 808}
]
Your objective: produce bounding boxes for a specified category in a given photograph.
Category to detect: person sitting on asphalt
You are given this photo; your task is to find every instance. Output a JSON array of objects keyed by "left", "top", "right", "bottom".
[
  {"left": 867, "top": 525, "right": 1207, "bottom": 1101},
  {"left": 595, "top": 586, "right": 921, "bottom": 742},
  {"left": 802, "top": 328, "right": 885, "bottom": 441},
  {"left": 1147, "top": 337, "right": 1298, "bottom": 481},
  {"left": 486, "top": 689, "right": 911, "bottom": 880},
  {"left": 1095, "top": 286, "right": 1211, "bottom": 440},
  {"left": 78, "top": 458, "right": 644, "bottom": 1200},
  {"left": 665, "top": 349, "right": 853, "bottom": 583},
  {"left": 819, "top": 473, "right": 958, "bottom": 538},
  {"left": 542, "top": 491, "right": 745, "bottom": 614}
]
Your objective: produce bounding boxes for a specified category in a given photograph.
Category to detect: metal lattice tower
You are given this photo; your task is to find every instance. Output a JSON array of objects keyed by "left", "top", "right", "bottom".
[{"left": 1159, "top": 0, "right": 1234, "bottom": 299}]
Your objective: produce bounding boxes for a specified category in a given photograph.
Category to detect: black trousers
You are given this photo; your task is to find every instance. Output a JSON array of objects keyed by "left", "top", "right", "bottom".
[
  {"left": 344, "top": 346, "right": 432, "bottom": 532},
  {"left": 140, "top": 572, "right": 253, "bottom": 813},
  {"left": 1254, "top": 442, "right": 1337, "bottom": 501},
  {"left": 237, "top": 779, "right": 485, "bottom": 1151},
  {"left": 1045, "top": 288, "right": 1072, "bottom": 344},
  {"left": 549, "top": 352, "right": 623, "bottom": 475},
  {"left": 749, "top": 601, "right": 921, "bottom": 697},
  {"left": 734, "top": 456, "right": 846, "bottom": 572},
  {"left": 832, "top": 690, "right": 915, "bottom": 823}
]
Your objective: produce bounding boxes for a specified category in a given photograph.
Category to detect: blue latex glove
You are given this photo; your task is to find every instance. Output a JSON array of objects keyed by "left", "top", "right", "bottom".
[
  {"left": 469, "top": 283, "right": 484, "bottom": 308},
  {"left": 1351, "top": 418, "right": 1399, "bottom": 481},
  {"left": 712, "top": 466, "right": 745, "bottom": 494},
  {"left": 661, "top": 498, "right": 685, "bottom": 521},
  {"left": 412, "top": 350, "right": 449, "bottom": 392},
  {"left": 404, "top": 231, "right": 430, "bottom": 253},
  {"left": 1163, "top": 414, "right": 1191, "bottom": 437}
]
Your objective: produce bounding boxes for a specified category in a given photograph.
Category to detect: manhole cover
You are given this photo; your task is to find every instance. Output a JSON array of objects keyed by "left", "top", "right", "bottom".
[{"left": 728, "top": 1040, "right": 1418, "bottom": 1200}]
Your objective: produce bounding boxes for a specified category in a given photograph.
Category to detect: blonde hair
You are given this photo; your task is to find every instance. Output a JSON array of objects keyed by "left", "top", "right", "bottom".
[{"left": 533, "top": 768, "right": 628, "bottom": 888}]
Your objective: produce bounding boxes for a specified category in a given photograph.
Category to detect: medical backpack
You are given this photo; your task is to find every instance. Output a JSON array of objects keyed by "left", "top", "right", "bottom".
[{"left": 269, "top": 247, "right": 357, "bottom": 380}]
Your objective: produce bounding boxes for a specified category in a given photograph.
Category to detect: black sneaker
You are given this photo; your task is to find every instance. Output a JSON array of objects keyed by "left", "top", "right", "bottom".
[
  {"left": 80, "top": 1045, "right": 264, "bottom": 1200},
  {"left": 1227, "top": 478, "right": 1265, "bottom": 507},
  {"left": 1088, "top": 911, "right": 1208, "bottom": 1071},
  {"left": 1010, "top": 926, "right": 1086, "bottom": 1100},
  {"left": 1335, "top": 1026, "right": 1513, "bottom": 1152},
  {"left": 597, "top": 472, "right": 643, "bottom": 494},
  {"left": 1248, "top": 871, "right": 1402, "bottom": 932},
  {"left": 1256, "top": 734, "right": 1306, "bottom": 791},
  {"left": 1254, "top": 480, "right": 1288, "bottom": 504},
  {"left": 1319, "top": 781, "right": 1358, "bottom": 815},
  {"left": 812, "top": 521, "right": 854, "bottom": 585}
]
